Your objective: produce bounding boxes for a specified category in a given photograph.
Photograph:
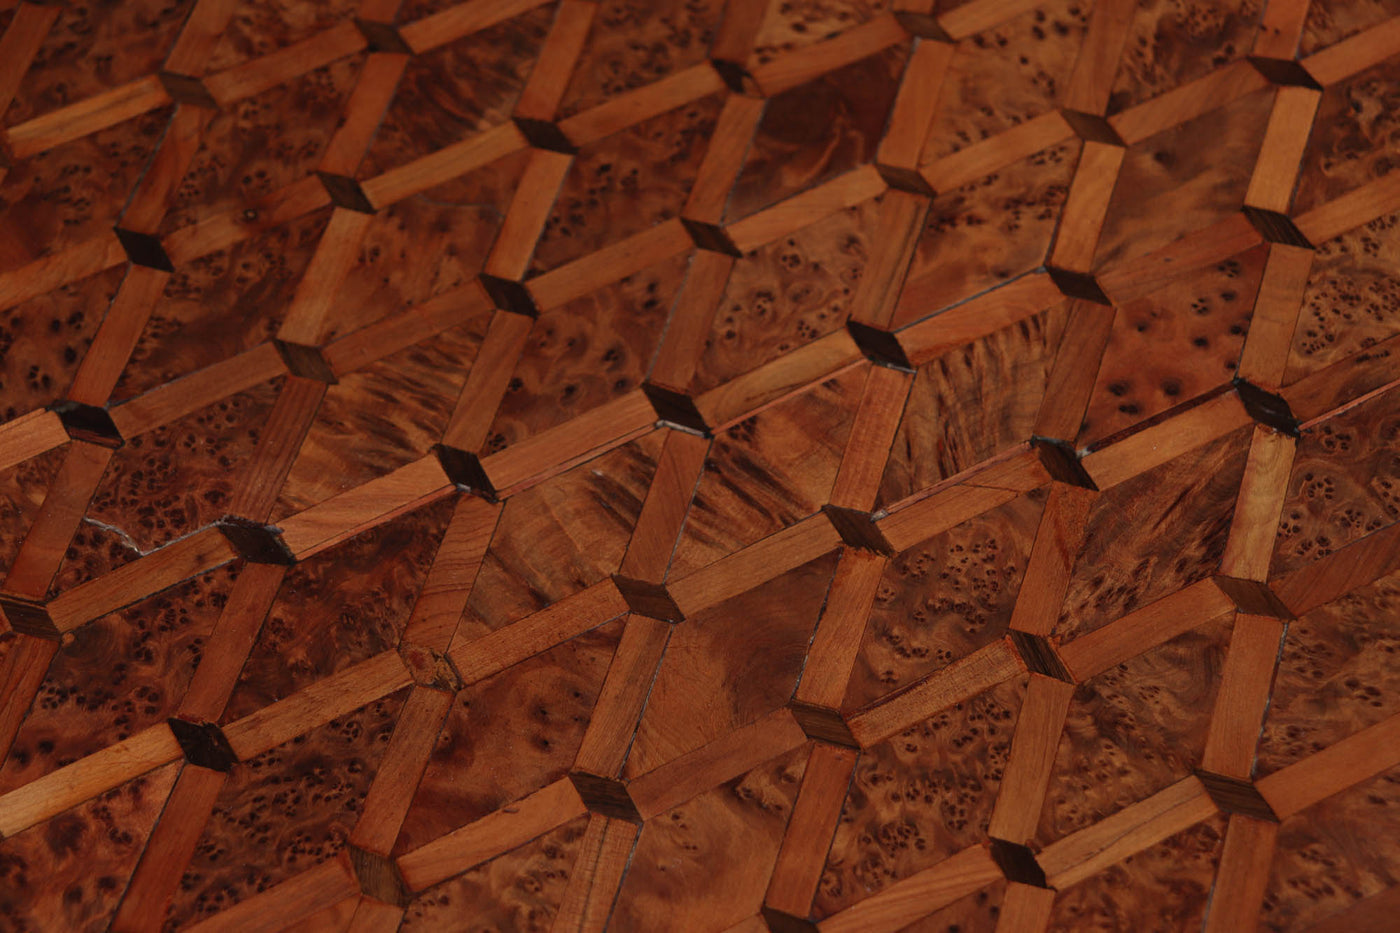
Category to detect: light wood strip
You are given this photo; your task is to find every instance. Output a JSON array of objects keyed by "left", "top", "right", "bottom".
[
  {"left": 1202, "top": 815, "right": 1279, "bottom": 933},
  {"left": 109, "top": 342, "right": 288, "bottom": 437},
  {"left": 46, "top": 527, "right": 237, "bottom": 634},
  {"left": 1061, "top": 0, "right": 1135, "bottom": 114},
  {"left": 324, "top": 280, "right": 492, "bottom": 378},
  {"left": 351, "top": 685, "right": 455, "bottom": 854},
  {"left": 223, "top": 651, "right": 413, "bottom": 760},
  {"left": 618, "top": 430, "right": 710, "bottom": 582},
  {"left": 1295, "top": 171, "right": 1400, "bottom": 247},
  {"left": 994, "top": 883, "right": 1056, "bottom": 933},
  {"left": 877, "top": 484, "right": 1021, "bottom": 554},
  {"left": 396, "top": 777, "right": 587, "bottom": 890},
  {"left": 648, "top": 250, "right": 735, "bottom": 391},
  {"left": 227, "top": 376, "right": 327, "bottom": 522},
  {"left": 628, "top": 708, "right": 809, "bottom": 819},
  {"left": 1257, "top": 712, "right": 1400, "bottom": 819},
  {"left": 559, "top": 63, "right": 725, "bottom": 148},
  {"left": 0, "top": 635, "right": 57, "bottom": 762},
  {"left": 163, "top": 177, "right": 331, "bottom": 266},
  {"left": 484, "top": 148, "right": 574, "bottom": 280},
  {"left": 121, "top": 105, "right": 211, "bottom": 234},
  {"left": 1098, "top": 213, "right": 1263, "bottom": 306},
  {"left": 818, "top": 844, "right": 1002, "bottom": 933},
  {"left": 360, "top": 122, "right": 526, "bottom": 210},
  {"left": 0, "top": 233, "right": 127, "bottom": 314},
  {"left": 1050, "top": 141, "right": 1125, "bottom": 272},
  {"left": 178, "top": 561, "right": 287, "bottom": 723},
  {"left": 551, "top": 816, "right": 639, "bottom": 933},
  {"left": 439, "top": 307, "right": 535, "bottom": 453},
  {"left": 939, "top": 0, "right": 1043, "bottom": 39},
  {"left": 684, "top": 93, "right": 766, "bottom": 224},
  {"left": 403, "top": 495, "right": 502, "bottom": 652},
  {"left": 67, "top": 266, "right": 171, "bottom": 406},
  {"left": 573, "top": 615, "right": 672, "bottom": 778},
  {"left": 877, "top": 39, "right": 955, "bottom": 168},
  {"left": 1244, "top": 86, "right": 1321, "bottom": 213},
  {"left": 1058, "top": 578, "right": 1237, "bottom": 682},
  {"left": 765, "top": 744, "right": 859, "bottom": 915},
  {"left": 186, "top": 858, "right": 360, "bottom": 933},
  {"left": 1251, "top": 0, "right": 1310, "bottom": 59},
  {"left": 528, "top": 218, "right": 694, "bottom": 311},
  {"left": 695, "top": 329, "right": 864, "bottom": 430},
  {"left": 480, "top": 391, "right": 659, "bottom": 495},
  {"left": 512, "top": 0, "right": 597, "bottom": 121},
  {"left": 204, "top": 22, "right": 366, "bottom": 105},
  {"left": 1303, "top": 14, "right": 1400, "bottom": 86},
  {"left": 795, "top": 549, "right": 889, "bottom": 710},
  {"left": 897, "top": 270, "right": 1063, "bottom": 360},
  {"left": 400, "top": 0, "right": 554, "bottom": 54},
  {"left": 0, "top": 722, "right": 181, "bottom": 837},
  {"left": 447, "top": 580, "right": 629, "bottom": 684},
  {"left": 0, "top": 3, "right": 60, "bottom": 116},
  {"left": 727, "top": 165, "right": 886, "bottom": 254},
  {"left": 1201, "top": 614, "right": 1286, "bottom": 779},
  {"left": 846, "top": 639, "right": 1025, "bottom": 747},
  {"left": 1038, "top": 776, "right": 1217, "bottom": 889},
  {"left": 7, "top": 75, "right": 171, "bottom": 159},
  {"left": 670, "top": 515, "right": 844, "bottom": 617},
  {"left": 849, "top": 191, "right": 928, "bottom": 329},
  {"left": 277, "top": 208, "right": 375, "bottom": 346},
  {"left": 0, "top": 409, "right": 69, "bottom": 472},
  {"left": 164, "top": 0, "right": 239, "bottom": 76},
  {"left": 1081, "top": 390, "right": 1252, "bottom": 489},
  {"left": 1219, "top": 426, "right": 1296, "bottom": 581},
  {"left": 1, "top": 441, "right": 113, "bottom": 599},
  {"left": 1007, "top": 484, "right": 1095, "bottom": 638},
  {"left": 110, "top": 764, "right": 227, "bottom": 933},
  {"left": 277, "top": 455, "right": 453, "bottom": 558},
  {"left": 1109, "top": 59, "right": 1268, "bottom": 145},
  {"left": 318, "top": 52, "right": 409, "bottom": 176},
  {"left": 750, "top": 14, "right": 907, "bottom": 97},
  {"left": 919, "top": 110, "right": 1073, "bottom": 190},
  {"left": 828, "top": 365, "right": 912, "bottom": 511},
  {"left": 1272, "top": 520, "right": 1400, "bottom": 617},
  {"left": 987, "top": 674, "right": 1076, "bottom": 843},
  {"left": 1238, "top": 244, "right": 1313, "bottom": 390}
]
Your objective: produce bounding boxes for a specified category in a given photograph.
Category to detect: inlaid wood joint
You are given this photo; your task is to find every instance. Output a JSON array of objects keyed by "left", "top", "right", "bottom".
[
  {"left": 316, "top": 171, "right": 377, "bottom": 214},
  {"left": 216, "top": 516, "right": 297, "bottom": 565},
  {"left": 512, "top": 116, "right": 578, "bottom": 155},
  {"left": 611, "top": 575, "right": 685, "bottom": 623},
  {"left": 821, "top": 505, "right": 895, "bottom": 556},
  {"left": 1046, "top": 266, "right": 1111, "bottom": 305},
  {"left": 846, "top": 321, "right": 914, "bottom": 373},
  {"left": 892, "top": 12, "right": 955, "bottom": 42},
  {"left": 789, "top": 701, "right": 859, "bottom": 749},
  {"left": 0, "top": 594, "right": 59, "bottom": 640},
  {"left": 114, "top": 227, "right": 175, "bottom": 272},
  {"left": 1008, "top": 631, "right": 1075, "bottom": 684},
  {"left": 760, "top": 907, "right": 820, "bottom": 933},
  {"left": 478, "top": 272, "right": 540, "bottom": 318},
  {"left": 642, "top": 383, "right": 712, "bottom": 437},
  {"left": 568, "top": 771, "right": 642, "bottom": 823},
  {"left": 989, "top": 838, "right": 1050, "bottom": 888},
  {"left": 1059, "top": 109, "right": 1126, "bottom": 147},
  {"left": 1233, "top": 377, "right": 1300, "bottom": 436},
  {"left": 1241, "top": 206, "right": 1312, "bottom": 248},
  {"left": 354, "top": 19, "right": 412, "bottom": 55},
  {"left": 874, "top": 162, "right": 935, "bottom": 196},
  {"left": 50, "top": 400, "right": 125, "bottom": 448},
  {"left": 1212, "top": 575, "right": 1294, "bottom": 620},
  {"left": 397, "top": 644, "right": 463, "bottom": 691},
  {"left": 167, "top": 717, "right": 239, "bottom": 772},
  {"left": 273, "top": 339, "right": 339, "bottom": 384},
  {"left": 349, "top": 845, "right": 412, "bottom": 906},
  {"left": 1246, "top": 56, "right": 1322, "bottom": 90},
  {"left": 681, "top": 217, "right": 743, "bottom": 257},
  {"left": 1031, "top": 437, "right": 1098, "bottom": 490},
  {"left": 157, "top": 71, "right": 218, "bottom": 110},
  {"left": 432, "top": 444, "right": 498, "bottom": 501},
  {"left": 1195, "top": 770, "right": 1279, "bottom": 822}
]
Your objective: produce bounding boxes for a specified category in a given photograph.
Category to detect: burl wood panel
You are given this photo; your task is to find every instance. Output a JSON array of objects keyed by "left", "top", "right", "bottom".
[{"left": 4, "top": 0, "right": 1400, "bottom": 929}]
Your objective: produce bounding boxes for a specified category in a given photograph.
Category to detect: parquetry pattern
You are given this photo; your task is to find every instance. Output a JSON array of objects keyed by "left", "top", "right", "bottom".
[{"left": 1, "top": 0, "right": 1399, "bottom": 930}]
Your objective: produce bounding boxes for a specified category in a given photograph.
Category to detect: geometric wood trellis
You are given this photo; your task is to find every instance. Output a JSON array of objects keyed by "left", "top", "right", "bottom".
[{"left": 1, "top": 0, "right": 1399, "bottom": 929}]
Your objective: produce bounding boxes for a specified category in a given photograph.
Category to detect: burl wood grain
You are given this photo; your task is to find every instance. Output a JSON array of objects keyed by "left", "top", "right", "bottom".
[
  {"left": 691, "top": 201, "right": 881, "bottom": 393},
  {"left": 1055, "top": 427, "right": 1250, "bottom": 639},
  {"left": 669, "top": 370, "right": 863, "bottom": 575},
  {"left": 815, "top": 678, "right": 1025, "bottom": 917},
  {"left": 169, "top": 692, "right": 405, "bottom": 927},
  {"left": 1272, "top": 387, "right": 1400, "bottom": 576},
  {"left": 845, "top": 492, "right": 1043, "bottom": 708},
  {"left": 0, "top": 762, "right": 180, "bottom": 933},
  {"left": 4, "top": 0, "right": 1400, "bottom": 928},
  {"left": 1285, "top": 210, "right": 1400, "bottom": 382},
  {"left": 397, "top": 623, "right": 619, "bottom": 853},
  {"left": 401, "top": 815, "right": 587, "bottom": 931},
  {"left": 1079, "top": 246, "right": 1267, "bottom": 445},
  {"left": 1256, "top": 568, "right": 1400, "bottom": 776},
  {"left": 1051, "top": 814, "right": 1227, "bottom": 931},
  {"left": 1037, "top": 614, "right": 1231, "bottom": 843}
]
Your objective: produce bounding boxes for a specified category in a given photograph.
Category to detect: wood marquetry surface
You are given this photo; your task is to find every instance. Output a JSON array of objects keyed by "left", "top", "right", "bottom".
[{"left": 1, "top": 0, "right": 1400, "bottom": 929}]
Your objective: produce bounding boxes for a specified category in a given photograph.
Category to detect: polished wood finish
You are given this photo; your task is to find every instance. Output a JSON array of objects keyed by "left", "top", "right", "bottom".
[{"left": 0, "top": 1, "right": 1398, "bottom": 929}]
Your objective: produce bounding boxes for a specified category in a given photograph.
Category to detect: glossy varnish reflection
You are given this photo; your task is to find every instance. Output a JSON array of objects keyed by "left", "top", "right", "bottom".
[{"left": 0, "top": 0, "right": 1399, "bottom": 930}]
